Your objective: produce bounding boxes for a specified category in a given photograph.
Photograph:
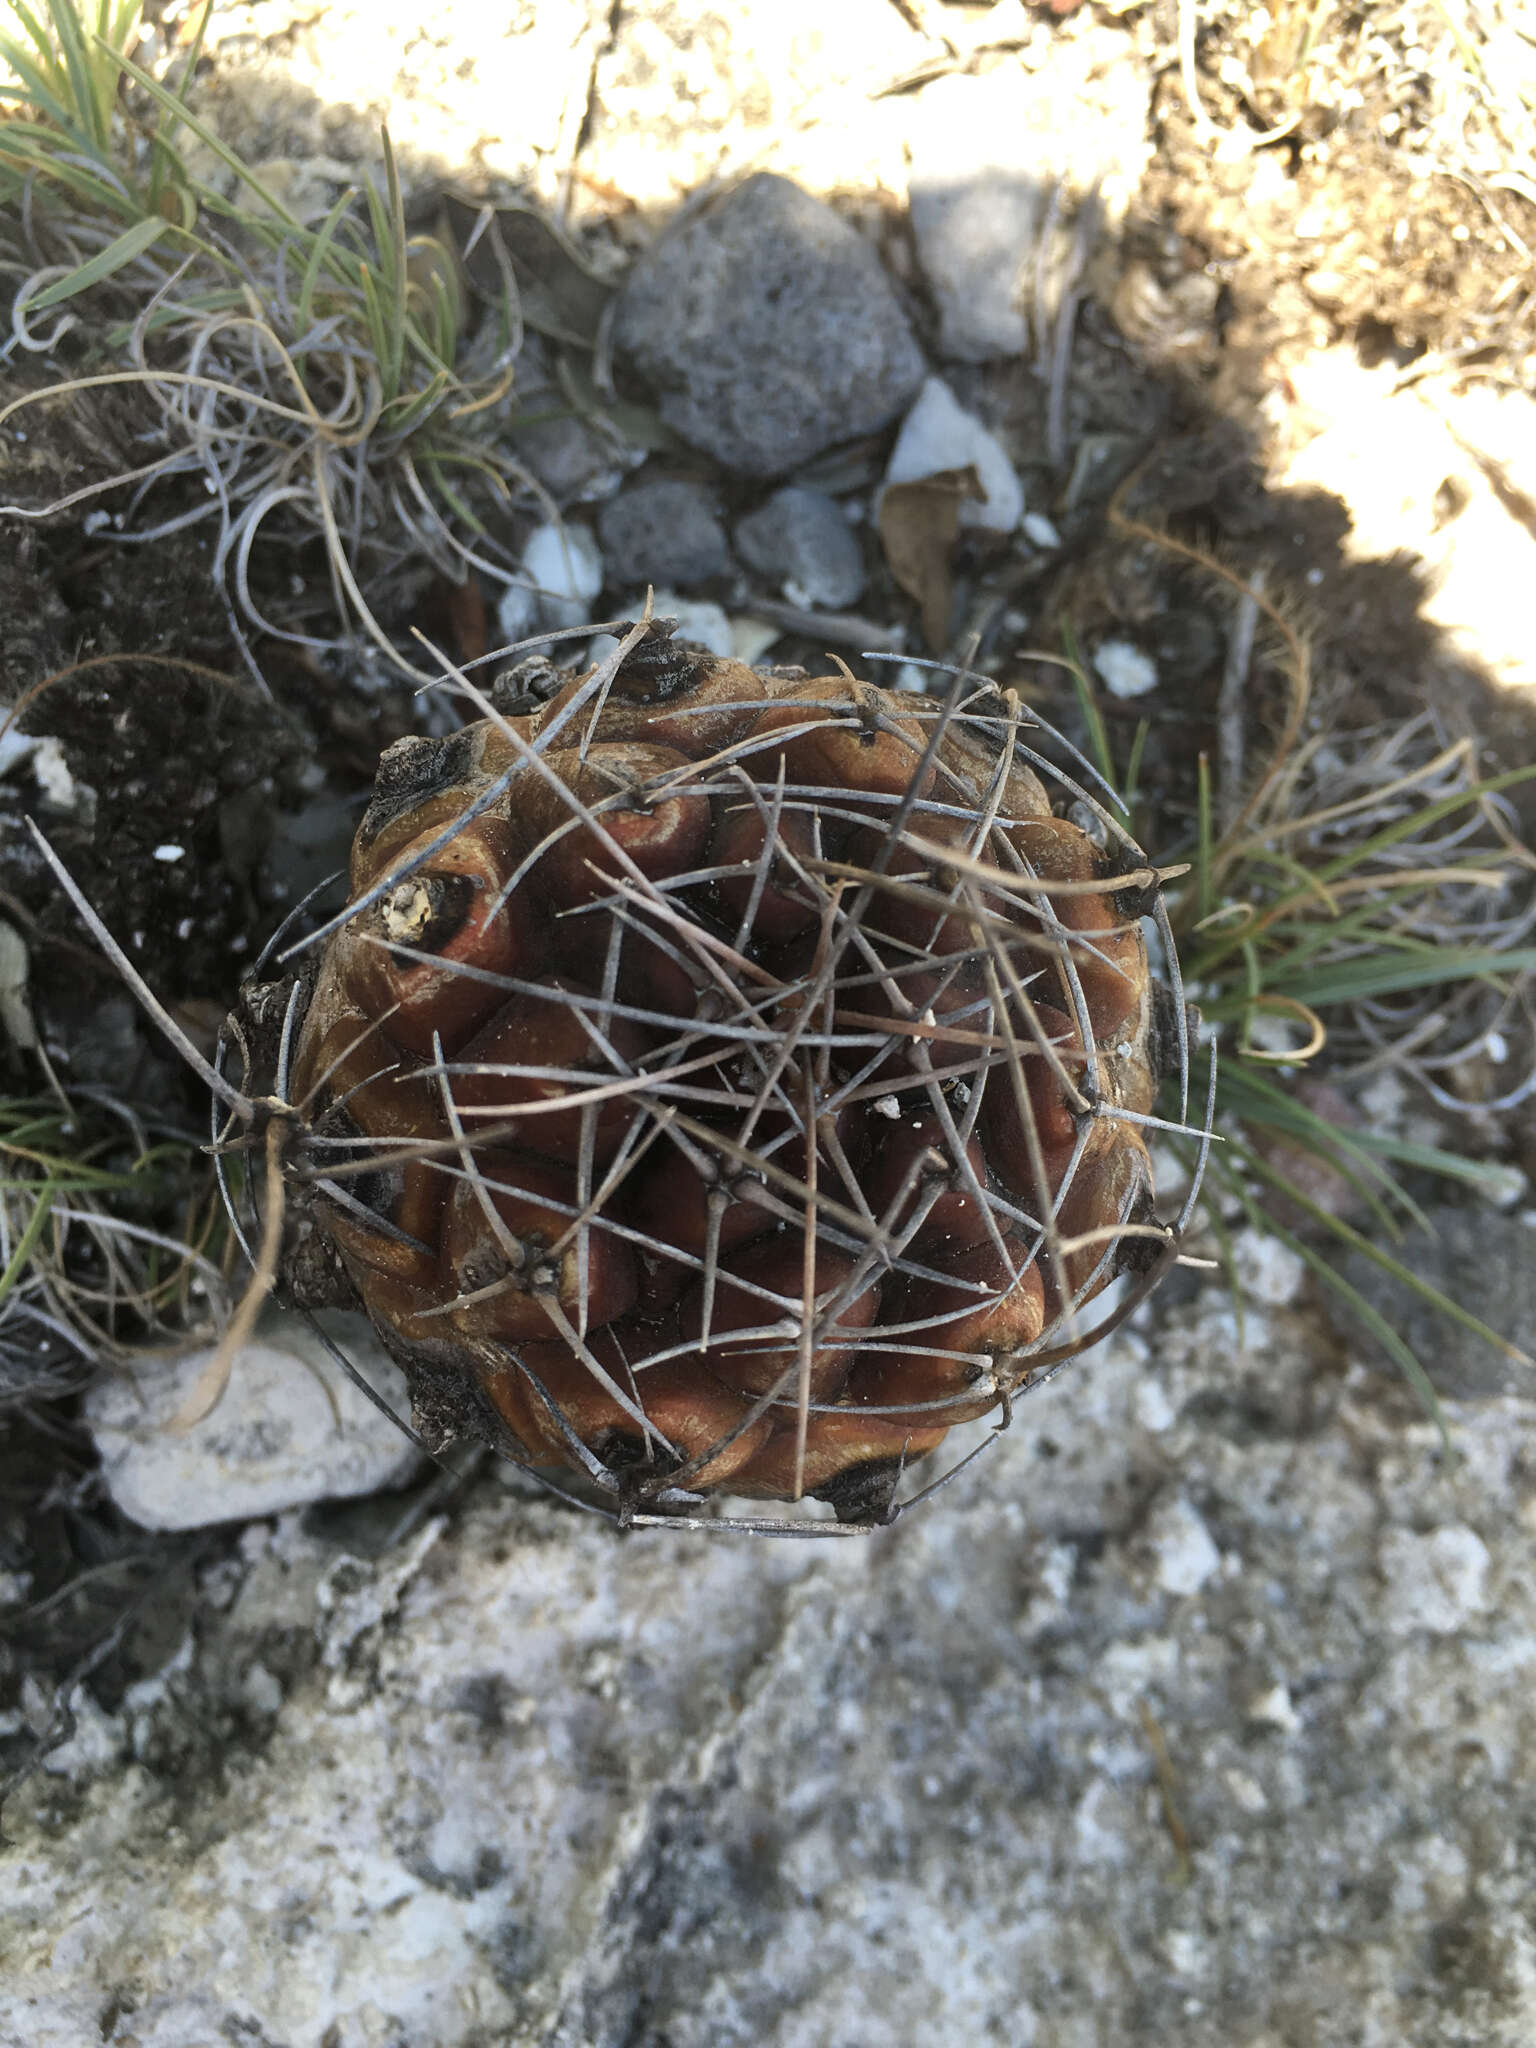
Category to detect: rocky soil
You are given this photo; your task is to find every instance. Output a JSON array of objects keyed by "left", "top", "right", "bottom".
[{"left": 3, "top": 1, "right": 1536, "bottom": 2043}]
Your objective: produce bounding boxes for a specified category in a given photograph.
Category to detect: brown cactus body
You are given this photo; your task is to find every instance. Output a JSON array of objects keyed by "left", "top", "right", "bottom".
[{"left": 286, "top": 629, "right": 1171, "bottom": 1521}]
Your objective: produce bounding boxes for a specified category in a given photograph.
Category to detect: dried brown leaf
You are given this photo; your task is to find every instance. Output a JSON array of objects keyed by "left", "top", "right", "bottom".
[{"left": 878, "top": 464, "right": 983, "bottom": 652}]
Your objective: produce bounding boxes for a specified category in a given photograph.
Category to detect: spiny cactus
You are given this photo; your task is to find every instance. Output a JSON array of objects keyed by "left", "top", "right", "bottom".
[{"left": 271, "top": 622, "right": 1187, "bottom": 1526}]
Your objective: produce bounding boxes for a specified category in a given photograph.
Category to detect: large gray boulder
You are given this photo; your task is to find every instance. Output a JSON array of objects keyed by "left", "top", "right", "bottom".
[{"left": 613, "top": 175, "right": 926, "bottom": 477}]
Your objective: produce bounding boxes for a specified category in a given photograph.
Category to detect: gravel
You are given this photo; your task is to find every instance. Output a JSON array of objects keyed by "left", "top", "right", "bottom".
[{"left": 882, "top": 376, "right": 1025, "bottom": 534}]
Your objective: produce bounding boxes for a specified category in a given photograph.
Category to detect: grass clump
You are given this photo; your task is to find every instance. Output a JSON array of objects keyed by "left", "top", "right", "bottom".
[
  {"left": 1068, "top": 520, "right": 1536, "bottom": 1421},
  {"left": 0, "top": 0, "right": 531, "bottom": 681},
  {"left": 0, "top": 1089, "right": 228, "bottom": 1411}
]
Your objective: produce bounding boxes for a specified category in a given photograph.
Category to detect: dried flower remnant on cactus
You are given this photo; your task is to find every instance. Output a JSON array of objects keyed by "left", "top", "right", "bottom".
[{"left": 273, "top": 624, "right": 1186, "bottom": 1526}]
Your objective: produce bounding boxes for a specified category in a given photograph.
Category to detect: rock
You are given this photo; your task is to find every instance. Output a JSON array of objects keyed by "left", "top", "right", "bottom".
[
  {"left": 498, "top": 519, "right": 605, "bottom": 642},
  {"left": 84, "top": 1311, "right": 422, "bottom": 1530},
  {"left": 1093, "top": 638, "right": 1159, "bottom": 699},
  {"left": 1331, "top": 1206, "right": 1536, "bottom": 1397},
  {"left": 613, "top": 174, "right": 926, "bottom": 477},
  {"left": 907, "top": 71, "right": 1043, "bottom": 360},
  {"left": 590, "top": 592, "right": 737, "bottom": 663},
  {"left": 734, "top": 486, "right": 866, "bottom": 609},
  {"left": 907, "top": 56, "right": 1155, "bottom": 361},
  {"left": 596, "top": 478, "right": 731, "bottom": 587},
  {"left": 1380, "top": 1524, "right": 1492, "bottom": 1635},
  {"left": 1141, "top": 1493, "right": 1223, "bottom": 1597},
  {"left": 1229, "top": 1226, "right": 1306, "bottom": 1308},
  {"left": 15, "top": 1278, "right": 1536, "bottom": 2046},
  {"left": 882, "top": 376, "right": 1024, "bottom": 533},
  {"left": 503, "top": 335, "right": 633, "bottom": 505}
]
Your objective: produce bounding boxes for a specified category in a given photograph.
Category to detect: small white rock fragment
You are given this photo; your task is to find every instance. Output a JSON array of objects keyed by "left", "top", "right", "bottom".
[
  {"left": 1092, "top": 639, "right": 1158, "bottom": 700},
  {"left": 729, "top": 614, "right": 782, "bottom": 667},
  {"left": 152, "top": 843, "right": 186, "bottom": 864},
  {"left": 1225, "top": 1768, "right": 1269, "bottom": 1814},
  {"left": 86, "top": 1309, "right": 422, "bottom": 1531},
  {"left": 592, "top": 594, "right": 736, "bottom": 666},
  {"left": 1022, "top": 512, "right": 1061, "bottom": 550},
  {"left": 1146, "top": 1494, "right": 1222, "bottom": 1596},
  {"left": 882, "top": 376, "right": 1024, "bottom": 534},
  {"left": 1474, "top": 1162, "right": 1527, "bottom": 1210},
  {"left": 498, "top": 520, "right": 604, "bottom": 640},
  {"left": 1246, "top": 1682, "right": 1300, "bottom": 1733},
  {"left": 1380, "top": 1524, "right": 1492, "bottom": 1636},
  {"left": 0, "top": 918, "right": 36, "bottom": 1050}
]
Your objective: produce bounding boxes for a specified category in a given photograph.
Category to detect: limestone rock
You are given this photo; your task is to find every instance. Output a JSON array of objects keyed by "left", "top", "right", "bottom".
[{"left": 84, "top": 1311, "right": 421, "bottom": 1530}]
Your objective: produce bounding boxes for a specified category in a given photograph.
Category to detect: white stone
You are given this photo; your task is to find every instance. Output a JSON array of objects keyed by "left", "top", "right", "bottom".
[
  {"left": 729, "top": 614, "right": 782, "bottom": 667},
  {"left": 32, "top": 738, "right": 76, "bottom": 809},
  {"left": 1380, "top": 1524, "right": 1492, "bottom": 1636},
  {"left": 1247, "top": 1682, "right": 1301, "bottom": 1734},
  {"left": 907, "top": 53, "right": 1154, "bottom": 361},
  {"left": 1225, "top": 1768, "right": 1268, "bottom": 1814},
  {"left": 1133, "top": 1377, "right": 1176, "bottom": 1433},
  {"left": 1092, "top": 638, "right": 1158, "bottom": 700},
  {"left": 881, "top": 376, "right": 1024, "bottom": 534},
  {"left": 590, "top": 593, "right": 735, "bottom": 666},
  {"left": 0, "top": 917, "right": 35, "bottom": 1050},
  {"left": 1022, "top": 511, "right": 1062, "bottom": 549},
  {"left": 1146, "top": 1494, "right": 1222, "bottom": 1596},
  {"left": 85, "top": 1310, "right": 422, "bottom": 1531},
  {"left": 498, "top": 520, "right": 604, "bottom": 642}
]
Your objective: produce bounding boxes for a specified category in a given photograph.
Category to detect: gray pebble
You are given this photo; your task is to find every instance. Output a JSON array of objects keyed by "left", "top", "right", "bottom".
[
  {"left": 502, "top": 336, "right": 629, "bottom": 503},
  {"left": 614, "top": 174, "right": 926, "bottom": 477},
  {"left": 734, "top": 486, "right": 866, "bottom": 609},
  {"left": 596, "top": 477, "right": 731, "bottom": 587}
]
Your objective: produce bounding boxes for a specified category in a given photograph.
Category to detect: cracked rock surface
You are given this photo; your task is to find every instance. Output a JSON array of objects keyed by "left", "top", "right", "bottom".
[{"left": 7, "top": 1268, "right": 1536, "bottom": 2047}]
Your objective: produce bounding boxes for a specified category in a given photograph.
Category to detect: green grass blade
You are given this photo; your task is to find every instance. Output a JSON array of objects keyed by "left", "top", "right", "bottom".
[
  {"left": 0, "top": 1183, "right": 56, "bottom": 1309},
  {"left": 1241, "top": 1144, "right": 1533, "bottom": 1373},
  {"left": 1349, "top": 1130, "right": 1528, "bottom": 1198},
  {"left": 103, "top": 39, "right": 304, "bottom": 229},
  {"left": 27, "top": 212, "right": 171, "bottom": 306},
  {"left": 1266, "top": 943, "right": 1536, "bottom": 1008},
  {"left": 47, "top": 0, "right": 110, "bottom": 150},
  {"left": 295, "top": 187, "right": 358, "bottom": 334},
  {"left": 1063, "top": 621, "right": 1119, "bottom": 798},
  {"left": 1196, "top": 752, "right": 1215, "bottom": 924}
]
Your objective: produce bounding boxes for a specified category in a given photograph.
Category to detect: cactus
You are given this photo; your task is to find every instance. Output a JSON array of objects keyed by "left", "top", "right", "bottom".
[{"left": 277, "top": 623, "right": 1184, "bottom": 1525}]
